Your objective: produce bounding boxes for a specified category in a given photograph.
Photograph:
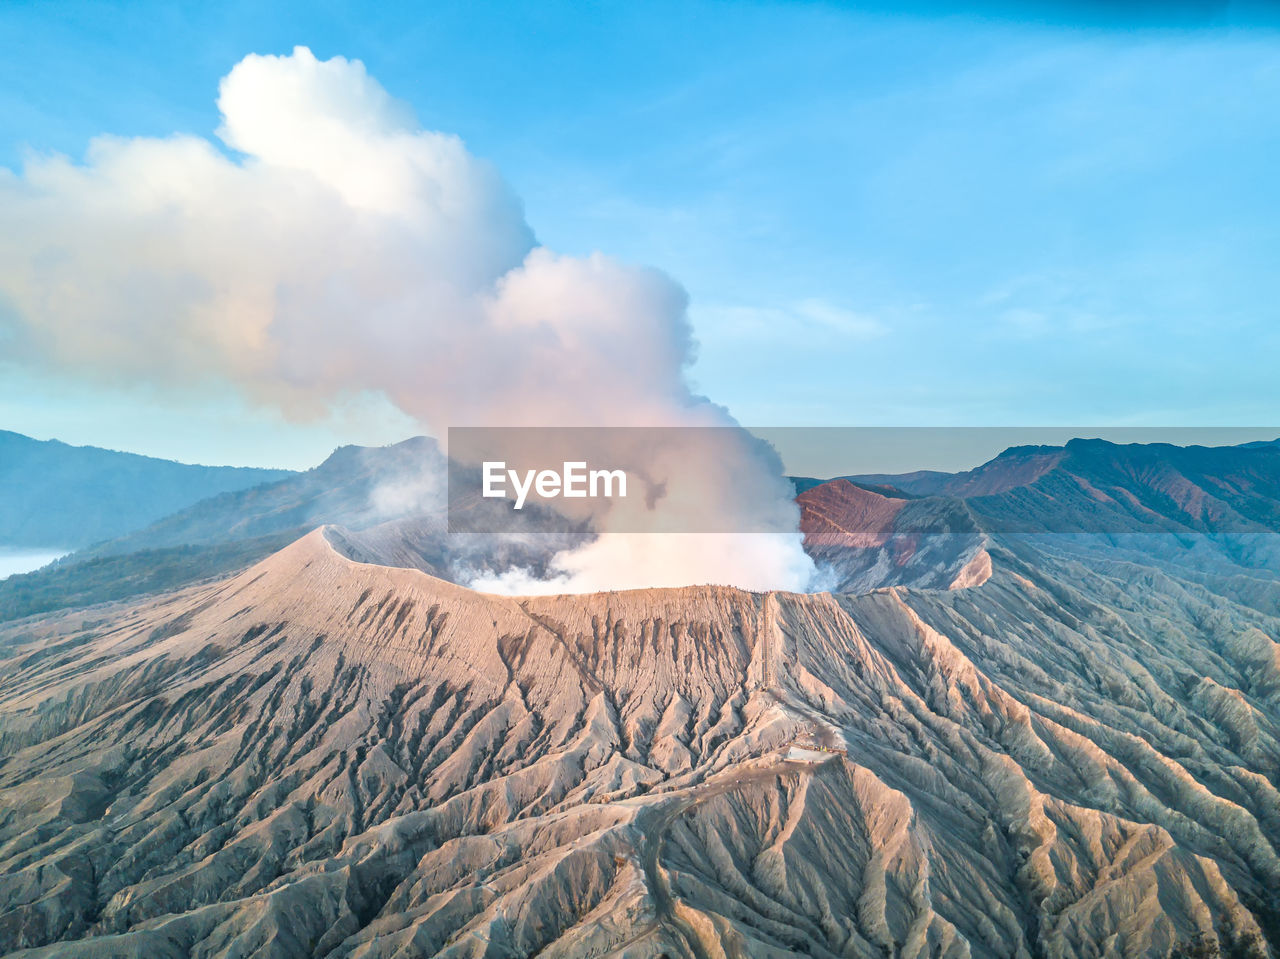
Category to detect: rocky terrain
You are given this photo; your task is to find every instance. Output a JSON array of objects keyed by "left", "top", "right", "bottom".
[
  {"left": 0, "top": 522, "right": 1277, "bottom": 954},
  {"left": 1, "top": 439, "right": 1279, "bottom": 957}
]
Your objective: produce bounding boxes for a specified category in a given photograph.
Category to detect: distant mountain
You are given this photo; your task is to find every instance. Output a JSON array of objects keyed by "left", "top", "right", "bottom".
[
  {"left": 789, "top": 475, "right": 918, "bottom": 498},
  {"left": 0, "top": 431, "right": 293, "bottom": 550},
  {"left": 823, "top": 438, "right": 1280, "bottom": 507},
  {"left": 800, "top": 438, "right": 1280, "bottom": 594},
  {"left": 0, "top": 437, "right": 440, "bottom": 621},
  {"left": 77, "top": 435, "right": 446, "bottom": 559},
  {"left": 789, "top": 444, "right": 1066, "bottom": 500},
  {"left": 801, "top": 436, "right": 1280, "bottom": 538},
  {"left": 965, "top": 437, "right": 1280, "bottom": 535},
  {"left": 852, "top": 444, "right": 1066, "bottom": 498},
  {"left": 8, "top": 434, "right": 1280, "bottom": 623},
  {"left": 0, "top": 436, "right": 578, "bottom": 622}
]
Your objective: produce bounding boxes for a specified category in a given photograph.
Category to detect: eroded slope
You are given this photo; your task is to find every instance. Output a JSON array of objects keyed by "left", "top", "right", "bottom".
[{"left": 0, "top": 530, "right": 1278, "bottom": 957}]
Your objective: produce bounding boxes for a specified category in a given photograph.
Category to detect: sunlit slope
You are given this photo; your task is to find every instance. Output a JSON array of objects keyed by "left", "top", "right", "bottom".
[{"left": 0, "top": 529, "right": 1278, "bottom": 956}]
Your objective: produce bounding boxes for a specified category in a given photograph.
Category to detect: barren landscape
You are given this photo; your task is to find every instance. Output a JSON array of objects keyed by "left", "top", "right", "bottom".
[
  {"left": 4, "top": 4, "right": 1278, "bottom": 955},
  {"left": 2, "top": 441, "right": 1279, "bottom": 957}
]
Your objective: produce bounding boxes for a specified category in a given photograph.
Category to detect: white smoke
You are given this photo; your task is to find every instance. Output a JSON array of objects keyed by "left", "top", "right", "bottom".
[
  {"left": 472, "top": 533, "right": 815, "bottom": 596},
  {"left": 0, "top": 46, "right": 815, "bottom": 592}
]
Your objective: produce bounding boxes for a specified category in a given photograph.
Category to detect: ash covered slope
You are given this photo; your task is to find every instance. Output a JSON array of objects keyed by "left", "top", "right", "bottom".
[{"left": 0, "top": 535, "right": 1278, "bottom": 956}]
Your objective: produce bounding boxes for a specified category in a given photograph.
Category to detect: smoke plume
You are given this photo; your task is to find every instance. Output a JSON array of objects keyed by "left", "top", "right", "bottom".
[{"left": 0, "top": 46, "right": 815, "bottom": 592}]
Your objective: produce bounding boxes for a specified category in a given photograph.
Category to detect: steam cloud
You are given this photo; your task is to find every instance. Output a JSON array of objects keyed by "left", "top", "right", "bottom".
[{"left": 0, "top": 46, "right": 815, "bottom": 593}]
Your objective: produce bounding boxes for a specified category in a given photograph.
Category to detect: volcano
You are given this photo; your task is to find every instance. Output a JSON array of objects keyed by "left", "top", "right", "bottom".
[{"left": 2, "top": 441, "right": 1280, "bottom": 957}]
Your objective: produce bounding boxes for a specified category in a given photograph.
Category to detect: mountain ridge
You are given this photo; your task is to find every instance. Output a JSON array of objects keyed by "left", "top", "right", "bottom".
[
  {"left": 798, "top": 438, "right": 1280, "bottom": 594},
  {"left": 0, "top": 430, "right": 295, "bottom": 550},
  {"left": 0, "top": 437, "right": 454, "bottom": 622},
  {"left": 800, "top": 436, "right": 1280, "bottom": 506}
]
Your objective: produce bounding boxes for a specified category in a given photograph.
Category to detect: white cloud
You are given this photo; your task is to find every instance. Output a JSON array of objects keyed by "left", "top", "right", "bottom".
[
  {"left": 793, "top": 298, "right": 888, "bottom": 338},
  {"left": 698, "top": 298, "right": 887, "bottom": 342}
]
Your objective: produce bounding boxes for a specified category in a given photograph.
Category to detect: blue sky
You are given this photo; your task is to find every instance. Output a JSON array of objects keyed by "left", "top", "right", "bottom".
[{"left": 1, "top": 1, "right": 1278, "bottom": 469}]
